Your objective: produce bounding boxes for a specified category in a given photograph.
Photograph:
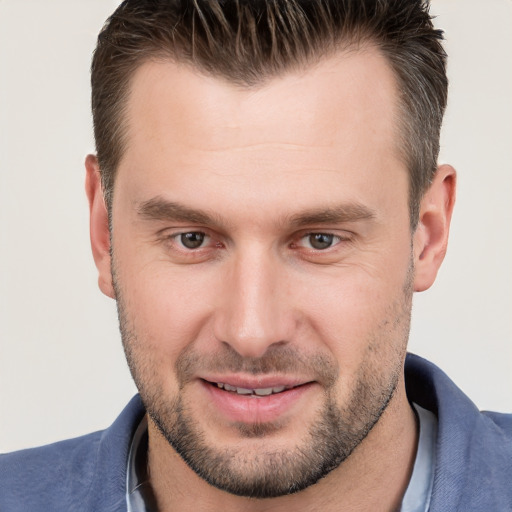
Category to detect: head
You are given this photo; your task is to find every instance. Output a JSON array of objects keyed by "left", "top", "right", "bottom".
[{"left": 86, "top": 0, "right": 455, "bottom": 501}]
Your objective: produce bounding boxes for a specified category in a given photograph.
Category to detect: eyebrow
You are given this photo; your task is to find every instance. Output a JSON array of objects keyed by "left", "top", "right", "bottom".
[
  {"left": 137, "top": 196, "right": 376, "bottom": 228},
  {"left": 288, "top": 204, "right": 376, "bottom": 227},
  {"left": 137, "top": 197, "right": 221, "bottom": 226}
]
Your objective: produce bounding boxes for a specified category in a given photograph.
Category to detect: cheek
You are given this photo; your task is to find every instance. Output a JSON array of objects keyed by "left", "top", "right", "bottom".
[
  {"left": 115, "top": 254, "right": 218, "bottom": 362},
  {"left": 296, "top": 263, "right": 410, "bottom": 367}
]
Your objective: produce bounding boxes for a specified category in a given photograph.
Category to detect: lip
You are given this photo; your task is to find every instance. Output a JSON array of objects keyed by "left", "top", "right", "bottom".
[{"left": 200, "top": 377, "right": 316, "bottom": 424}]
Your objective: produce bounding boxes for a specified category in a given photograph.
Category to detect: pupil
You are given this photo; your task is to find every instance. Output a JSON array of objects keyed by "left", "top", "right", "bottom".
[
  {"left": 310, "top": 233, "right": 333, "bottom": 250},
  {"left": 181, "top": 232, "right": 205, "bottom": 249}
]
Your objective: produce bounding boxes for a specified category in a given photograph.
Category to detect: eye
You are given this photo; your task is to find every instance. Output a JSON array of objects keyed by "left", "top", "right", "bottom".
[
  {"left": 303, "top": 233, "right": 338, "bottom": 250},
  {"left": 176, "top": 231, "right": 209, "bottom": 249}
]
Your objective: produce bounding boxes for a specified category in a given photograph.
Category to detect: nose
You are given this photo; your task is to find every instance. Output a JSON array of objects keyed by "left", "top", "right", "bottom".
[{"left": 213, "top": 245, "right": 294, "bottom": 358}]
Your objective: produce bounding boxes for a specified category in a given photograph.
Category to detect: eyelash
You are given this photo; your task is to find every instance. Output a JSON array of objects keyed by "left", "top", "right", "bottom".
[
  {"left": 164, "top": 229, "right": 350, "bottom": 254},
  {"left": 294, "top": 232, "right": 345, "bottom": 251},
  {"left": 168, "top": 231, "right": 221, "bottom": 251}
]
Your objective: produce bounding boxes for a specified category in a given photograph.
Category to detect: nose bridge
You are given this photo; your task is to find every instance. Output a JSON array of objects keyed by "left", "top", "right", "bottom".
[{"left": 214, "top": 243, "right": 289, "bottom": 358}]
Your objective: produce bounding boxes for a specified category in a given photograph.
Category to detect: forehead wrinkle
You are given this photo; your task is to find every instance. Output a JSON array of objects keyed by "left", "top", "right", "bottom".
[{"left": 189, "top": 141, "right": 335, "bottom": 153}]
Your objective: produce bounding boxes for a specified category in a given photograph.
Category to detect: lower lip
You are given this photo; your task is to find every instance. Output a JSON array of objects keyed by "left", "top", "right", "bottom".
[{"left": 202, "top": 381, "right": 315, "bottom": 424}]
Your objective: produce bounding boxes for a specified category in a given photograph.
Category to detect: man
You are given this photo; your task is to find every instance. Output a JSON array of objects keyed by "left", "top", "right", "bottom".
[{"left": 1, "top": 1, "right": 510, "bottom": 511}]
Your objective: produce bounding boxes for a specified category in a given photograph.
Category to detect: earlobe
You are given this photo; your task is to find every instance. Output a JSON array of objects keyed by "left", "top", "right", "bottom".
[
  {"left": 85, "top": 154, "right": 115, "bottom": 299},
  {"left": 413, "top": 164, "right": 456, "bottom": 292}
]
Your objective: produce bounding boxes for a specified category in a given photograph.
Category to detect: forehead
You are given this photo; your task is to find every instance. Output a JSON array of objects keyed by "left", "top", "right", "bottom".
[
  {"left": 123, "top": 47, "right": 400, "bottom": 154},
  {"left": 115, "top": 48, "right": 406, "bottom": 220}
]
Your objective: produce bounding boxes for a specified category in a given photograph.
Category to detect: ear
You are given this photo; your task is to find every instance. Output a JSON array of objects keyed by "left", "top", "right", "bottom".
[
  {"left": 413, "top": 164, "right": 457, "bottom": 292},
  {"left": 85, "top": 154, "right": 115, "bottom": 299}
]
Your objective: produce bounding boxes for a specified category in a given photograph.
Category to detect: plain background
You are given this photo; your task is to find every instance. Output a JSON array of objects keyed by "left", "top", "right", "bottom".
[{"left": 0, "top": 0, "right": 511, "bottom": 453}]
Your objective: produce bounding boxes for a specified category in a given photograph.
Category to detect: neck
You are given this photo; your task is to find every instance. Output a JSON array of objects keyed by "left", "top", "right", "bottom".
[{"left": 146, "top": 378, "right": 418, "bottom": 512}]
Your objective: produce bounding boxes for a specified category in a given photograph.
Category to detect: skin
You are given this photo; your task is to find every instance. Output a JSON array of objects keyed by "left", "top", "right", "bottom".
[{"left": 86, "top": 47, "right": 455, "bottom": 511}]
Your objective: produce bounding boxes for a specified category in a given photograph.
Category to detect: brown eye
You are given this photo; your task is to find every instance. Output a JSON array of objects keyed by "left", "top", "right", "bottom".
[
  {"left": 307, "top": 233, "right": 335, "bottom": 250},
  {"left": 179, "top": 232, "right": 207, "bottom": 249}
]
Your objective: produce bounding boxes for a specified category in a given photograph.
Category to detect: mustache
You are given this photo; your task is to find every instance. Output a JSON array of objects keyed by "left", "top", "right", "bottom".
[{"left": 175, "top": 343, "right": 339, "bottom": 388}]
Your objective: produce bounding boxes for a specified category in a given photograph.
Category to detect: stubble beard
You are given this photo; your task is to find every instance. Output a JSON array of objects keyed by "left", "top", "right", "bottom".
[{"left": 112, "top": 259, "right": 414, "bottom": 499}]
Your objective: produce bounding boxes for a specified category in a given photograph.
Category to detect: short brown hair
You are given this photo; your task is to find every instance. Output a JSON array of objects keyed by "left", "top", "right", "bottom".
[{"left": 91, "top": 0, "right": 447, "bottom": 226}]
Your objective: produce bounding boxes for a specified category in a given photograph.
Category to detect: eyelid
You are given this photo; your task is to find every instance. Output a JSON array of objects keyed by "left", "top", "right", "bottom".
[
  {"left": 296, "top": 230, "right": 349, "bottom": 245},
  {"left": 301, "top": 233, "right": 339, "bottom": 249},
  {"left": 171, "top": 231, "right": 210, "bottom": 250},
  {"left": 160, "top": 227, "right": 228, "bottom": 255},
  {"left": 158, "top": 227, "right": 352, "bottom": 255}
]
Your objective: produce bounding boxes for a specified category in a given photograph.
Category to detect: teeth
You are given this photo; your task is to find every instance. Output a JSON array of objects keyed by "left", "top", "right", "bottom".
[
  {"left": 235, "top": 387, "right": 253, "bottom": 395},
  {"left": 215, "top": 382, "right": 289, "bottom": 396},
  {"left": 254, "top": 388, "right": 273, "bottom": 396}
]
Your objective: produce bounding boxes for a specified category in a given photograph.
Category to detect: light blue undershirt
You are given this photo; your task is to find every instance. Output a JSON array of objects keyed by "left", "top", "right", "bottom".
[
  {"left": 400, "top": 403, "right": 437, "bottom": 512},
  {"left": 126, "top": 403, "right": 437, "bottom": 512}
]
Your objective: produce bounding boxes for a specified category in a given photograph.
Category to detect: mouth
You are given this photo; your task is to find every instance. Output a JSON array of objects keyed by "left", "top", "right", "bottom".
[
  {"left": 198, "top": 374, "right": 317, "bottom": 424},
  {"left": 200, "top": 377, "right": 315, "bottom": 424}
]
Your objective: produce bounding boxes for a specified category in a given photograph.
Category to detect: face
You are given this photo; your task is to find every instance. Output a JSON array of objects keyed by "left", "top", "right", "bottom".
[{"left": 106, "top": 49, "right": 417, "bottom": 497}]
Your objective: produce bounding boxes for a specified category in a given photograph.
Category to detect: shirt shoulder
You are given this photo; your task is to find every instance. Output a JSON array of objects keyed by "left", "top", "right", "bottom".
[
  {"left": 405, "top": 353, "right": 512, "bottom": 511},
  {"left": 0, "top": 395, "right": 145, "bottom": 512},
  {"left": 481, "top": 409, "right": 512, "bottom": 432},
  {"left": 0, "top": 431, "right": 103, "bottom": 512}
]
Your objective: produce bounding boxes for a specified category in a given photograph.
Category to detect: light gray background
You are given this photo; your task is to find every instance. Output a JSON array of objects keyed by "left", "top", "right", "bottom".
[{"left": 1, "top": 0, "right": 511, "bottom": 452}]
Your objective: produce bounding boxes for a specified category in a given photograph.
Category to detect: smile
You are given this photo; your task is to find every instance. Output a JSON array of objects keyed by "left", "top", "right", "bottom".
[
  {"left": 214, "top": 382, "right": 291, "bottom": 397},
  {"left": 201, "top": 378, "right": 316, "bottom": 423}
]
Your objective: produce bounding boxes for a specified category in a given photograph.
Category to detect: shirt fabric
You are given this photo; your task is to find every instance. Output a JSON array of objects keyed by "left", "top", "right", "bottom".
[
  {"left": 1, "top": 353, "right": 511, "bottom": 511},
  {"left": 400, "top": 403, "right": 437, "bottom": 512},
  {"left": 126, "top": 416, "right": 157, "bottom": 512}
]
